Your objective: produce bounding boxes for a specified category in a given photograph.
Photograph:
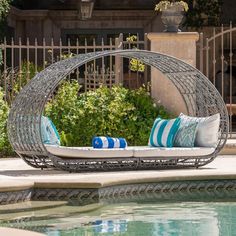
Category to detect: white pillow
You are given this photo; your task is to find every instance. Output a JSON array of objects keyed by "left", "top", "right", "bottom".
[{"left": 179, "top": 113, "right": 220, "bottom": 148}]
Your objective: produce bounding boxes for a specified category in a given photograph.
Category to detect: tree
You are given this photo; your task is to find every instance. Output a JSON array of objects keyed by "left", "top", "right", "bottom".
[
  {"left": 185, "top": 0, "right": 223, "bottom": 29},
  {"left": 0, "top": 0, "right": 11, "bottom": 21},
  {"left": 0, "top": 0, "right": 11, "bottom": 41}
]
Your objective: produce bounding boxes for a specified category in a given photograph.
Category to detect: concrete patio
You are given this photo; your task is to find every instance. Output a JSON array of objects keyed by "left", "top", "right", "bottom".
[
  {"left": 0, "top": 155, "right": 236, "bottom": 236},
  {"left": 0, "top": 155, "right": 236, "bottom": 192}
]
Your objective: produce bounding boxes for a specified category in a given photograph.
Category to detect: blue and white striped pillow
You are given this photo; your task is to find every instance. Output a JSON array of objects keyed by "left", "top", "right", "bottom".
[{"left": 149, "top": 117, "right": 181, "bottom": 147}]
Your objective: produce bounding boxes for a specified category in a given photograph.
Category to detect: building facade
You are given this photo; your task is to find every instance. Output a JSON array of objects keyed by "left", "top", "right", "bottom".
[{"left": 7, "top": 0, "right": 165, "bottom": 45}]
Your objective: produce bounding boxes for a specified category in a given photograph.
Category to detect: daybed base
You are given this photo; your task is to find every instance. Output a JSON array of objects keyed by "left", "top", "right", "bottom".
[
  {"left": 52, "top": 155, "right": 215, "bottom": 172},
  {"left": 43, "top": 145, "right": 216, "bottom": 172},
  {"left": 19, "top": 153, "right": 215, "bottom": 172},
  {"left": 19, "top": 153, "right": 54, "bottom": 169}
]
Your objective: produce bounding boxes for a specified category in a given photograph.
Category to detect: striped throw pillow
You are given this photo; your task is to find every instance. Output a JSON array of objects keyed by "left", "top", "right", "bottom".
[{"left": 149, "top": 118, "right": 181, "bottom": 147}]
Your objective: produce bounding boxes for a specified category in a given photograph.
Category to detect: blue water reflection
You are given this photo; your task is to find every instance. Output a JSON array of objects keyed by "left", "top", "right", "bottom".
[{"left": 2, "top": 201, "right": 236, "bottom": 236}]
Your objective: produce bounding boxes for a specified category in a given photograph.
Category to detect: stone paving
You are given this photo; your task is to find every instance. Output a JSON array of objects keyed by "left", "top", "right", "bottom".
[
  {"left": 0, "top": 155, "right": 236, "bottom": 236},
  {"left": 0, "top": 156, "right": 236, "bottom": 190},
  {"left": 0, "top": 227, "right": 45, "bottom": 236}
]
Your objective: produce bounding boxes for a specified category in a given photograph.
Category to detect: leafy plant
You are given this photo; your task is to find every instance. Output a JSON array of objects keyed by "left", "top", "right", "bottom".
[
  {"left": 0, "top": 0, "right": 11, "bottom": 41},
  {"left": 45, "top": 82, "right": 170, "bottom": 147},
  {"left": 154, "top": 0, "right": 222, "bottom": 28},
  {"left": 184, "top": 0, "right": 223, "bottom": 28},
  {"left": 0, "top": 49, "right": 2, "bottom": 66},
  {"left": 155, "top": 1, "right": 189, "bottom": 12},
  {"left": 126, "top": 35, "right": 145, "bottom": 73},
  {"left": 0, "top": 0, "right": 11, "bottom": 21},
  {"left": 0, "top": 45, "right": 13, "bottom": 156},
  {"left": 0, "top": 87, "right": 13, "bottom": 156}
]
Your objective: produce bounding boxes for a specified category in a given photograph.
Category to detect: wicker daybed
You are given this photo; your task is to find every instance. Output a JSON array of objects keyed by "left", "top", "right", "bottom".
[{"left": 7, "top": 50, "right": 229, "bottom": 172}]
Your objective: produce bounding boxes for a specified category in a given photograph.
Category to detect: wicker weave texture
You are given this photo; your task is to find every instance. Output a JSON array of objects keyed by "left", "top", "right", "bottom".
[{"left": 7, "top": 50, "right": 229, "bottom": 170}]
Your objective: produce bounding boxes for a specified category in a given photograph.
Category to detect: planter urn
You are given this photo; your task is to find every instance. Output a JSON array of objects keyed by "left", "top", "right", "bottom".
[{"left": 161, "top": 5, "right": 184, "bottom": 32}]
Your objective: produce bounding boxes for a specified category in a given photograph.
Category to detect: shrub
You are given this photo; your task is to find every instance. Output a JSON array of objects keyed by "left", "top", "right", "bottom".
[
  {"left": 0, "top": 0, "right": 10, "bottom": 21},
  {"left": 45, "top": 82, "right": 170, "bottom": 146},
  {"left": 0, "top": 88, "right": 13, "bottom": 156},
  {"left": 0, "top": 0, "right": 11, "bottom": 41}
]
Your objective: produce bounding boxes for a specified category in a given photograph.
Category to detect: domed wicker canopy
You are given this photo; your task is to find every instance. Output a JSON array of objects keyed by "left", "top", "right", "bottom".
[{"left": 7, "top": 50, "right": 228, "bottom": 171}]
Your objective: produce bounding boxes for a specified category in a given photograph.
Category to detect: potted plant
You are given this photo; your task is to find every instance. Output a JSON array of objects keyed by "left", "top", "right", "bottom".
[
  {"left": 155, "top": 0, "right": 189, "bottom": 32},
  {"left": 126, "top": 35, "right": 145, "bottom": 73},
  {"left": 124, "top": 35, "right": 145, "bottom": 89}
]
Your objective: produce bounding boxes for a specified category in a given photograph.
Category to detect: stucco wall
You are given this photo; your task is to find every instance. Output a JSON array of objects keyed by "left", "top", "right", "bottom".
[{"left": 148, "top": 32, "right": 199, "bottom": 116}]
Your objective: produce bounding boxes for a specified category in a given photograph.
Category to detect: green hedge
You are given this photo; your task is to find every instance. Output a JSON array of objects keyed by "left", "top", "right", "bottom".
[
  {"left": 45, "top": 81, "right": 171, "bottom": 146},
  {"left": 0, "top": 88, "right": 13, "bottom": 156},
  {"left": 0, "top": 80, "right": 171, "bottom": 156}
]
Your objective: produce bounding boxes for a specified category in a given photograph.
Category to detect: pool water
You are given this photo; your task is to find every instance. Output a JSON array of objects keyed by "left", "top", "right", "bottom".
[{"left": 0, "top": 200, "right": 236, "bottom": 236}]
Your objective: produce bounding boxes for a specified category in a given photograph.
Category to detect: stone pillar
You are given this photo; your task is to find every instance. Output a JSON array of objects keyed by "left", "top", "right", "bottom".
[{"left": 147, "top": 32, "right": 199, "bottom": 116}]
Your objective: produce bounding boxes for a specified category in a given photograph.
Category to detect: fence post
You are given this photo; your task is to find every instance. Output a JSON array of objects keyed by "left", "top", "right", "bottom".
[
  {"left": 0, "top": 43, "right": 2, "bottom": 88},
  {"left": 229, "top": 22, "right": 233, "bottom": 137},
  {"left": 199, "top": 32, "right": 204, "bottom": 74},
  {"left": 206, "top": 38, "right": 210, "bottom": 79},
  {"left": 144, "top": 33, "right": 149, "bottom": 85},
  {"left": 0, "top": 48, "right": 1, "bottom": 86},
  {"left": 115, "top": 33, "right": 123, "bottom": 84},
  {"left": 3, "top": 37, "right": 7, "bottom": 101}
]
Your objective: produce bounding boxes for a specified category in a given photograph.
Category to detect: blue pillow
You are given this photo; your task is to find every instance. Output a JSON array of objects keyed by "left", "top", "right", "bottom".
[
  {"left": 173, "top": 122, "right": 198, "bottom": 147},
  {"left": 41, "top": 116, "right": 60, "bottom": 145},
  {"left": 92, "top": 136, "right": 127, "bottom": 148},
  {"left": 149, "top": 117, "right": 180, "bottom": 147}
]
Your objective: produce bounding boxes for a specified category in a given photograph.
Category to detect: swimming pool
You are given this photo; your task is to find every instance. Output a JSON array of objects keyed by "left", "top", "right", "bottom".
[
  {"left": 0, "top": 200, "right": 236, "bottom": 236},
  {"left": 1, "top": 179, "right": 236, "bottom": 235}
]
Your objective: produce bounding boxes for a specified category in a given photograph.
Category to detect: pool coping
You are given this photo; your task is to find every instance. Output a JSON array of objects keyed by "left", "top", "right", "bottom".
[
  {"left": 1, "top": 178, "right": 236, "bottom": 205},
  {"left": 0, "top": 227, "right": 45, "bottom": 236},
  {"left": 1, "top": 156, "right": 236, "bottom": 205}
]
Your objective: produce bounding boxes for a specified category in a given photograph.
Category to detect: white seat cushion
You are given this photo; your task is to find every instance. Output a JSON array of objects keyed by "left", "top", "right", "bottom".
[
  {"left": 45, "top": 145, "right": 133, "bottom": 158},
  {"left": 46, "top": 145, "right": 215, "bottom": 159},
  {"left": 133, "top": 146, "right": 215, "bottom": 158}
]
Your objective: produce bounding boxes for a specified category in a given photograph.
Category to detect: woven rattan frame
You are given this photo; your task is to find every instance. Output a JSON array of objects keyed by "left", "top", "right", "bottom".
[{"left": 7, "top": 50, "right": 228, "bottom": 171}]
